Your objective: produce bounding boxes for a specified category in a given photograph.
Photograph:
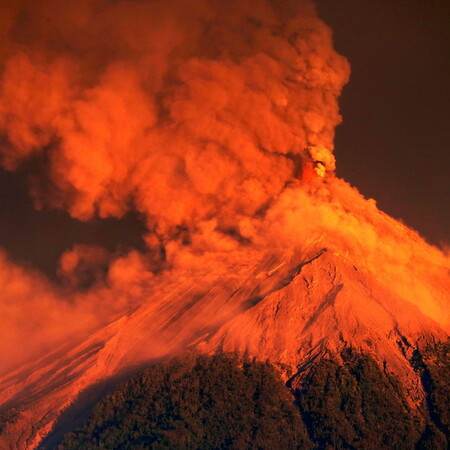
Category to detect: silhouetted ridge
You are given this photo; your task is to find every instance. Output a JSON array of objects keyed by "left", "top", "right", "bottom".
[
  {"left": 411, "top": 340, "right": 450, "bottom": 445},
  {"left": 57, "top": 348, "right": 450, "bottom": 449},
  {"left": 59, "top": 353, "right": 311, "bottom": 449}
]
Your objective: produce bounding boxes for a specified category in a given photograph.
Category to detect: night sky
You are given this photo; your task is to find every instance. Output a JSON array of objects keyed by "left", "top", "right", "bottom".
[
  {"left": 316, "top": 0, "right": 450, "bottom": 247},
  {"left": 0, "top": 0, "right": 449, "bottom": 277}
]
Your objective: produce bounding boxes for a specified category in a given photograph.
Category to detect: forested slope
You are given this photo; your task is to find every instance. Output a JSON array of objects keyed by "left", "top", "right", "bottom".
[{"left": 58, "top": 344, "right": 450, "bottom": 449}]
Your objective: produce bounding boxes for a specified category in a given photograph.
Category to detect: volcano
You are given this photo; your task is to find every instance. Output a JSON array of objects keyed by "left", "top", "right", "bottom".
[{"left": 0, "top": 0, "right": 449, "bottom": 448}]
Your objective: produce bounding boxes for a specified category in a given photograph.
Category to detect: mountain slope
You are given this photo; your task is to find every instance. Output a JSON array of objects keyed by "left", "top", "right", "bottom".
[{"left": 0, "top": 246, "right": 448, "bottom": 449}]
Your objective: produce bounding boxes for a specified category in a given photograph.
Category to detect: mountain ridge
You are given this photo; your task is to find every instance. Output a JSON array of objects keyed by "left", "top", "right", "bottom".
[{"left": 0, "top": 245, "right": 448, "bottom": 448}]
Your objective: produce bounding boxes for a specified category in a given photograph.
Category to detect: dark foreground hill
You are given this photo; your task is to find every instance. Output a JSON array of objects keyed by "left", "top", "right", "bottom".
[{"left": 57, "top": 347, "right": 449, "bottom": 449}]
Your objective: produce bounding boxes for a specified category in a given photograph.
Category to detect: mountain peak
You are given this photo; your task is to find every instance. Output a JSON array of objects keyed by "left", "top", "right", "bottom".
[{"left": 1, "top": 246, "right": 447, "bottom": 448}]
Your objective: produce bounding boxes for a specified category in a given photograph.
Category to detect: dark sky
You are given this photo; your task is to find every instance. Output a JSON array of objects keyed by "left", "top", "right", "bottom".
[
  {"left": 315, "top": 0, "right": 450, "bottom": 247},
  {"left": 0, "top": 0, "right": 449, "bottom": 276},
  {"left": 0, "top": 169, "right": 146, "bottom": 276}
]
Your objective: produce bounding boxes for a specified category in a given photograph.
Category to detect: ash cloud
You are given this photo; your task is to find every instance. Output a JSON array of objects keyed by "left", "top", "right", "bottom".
[{"left": 0, "top": 0, "right": 349, "bottom": 240}]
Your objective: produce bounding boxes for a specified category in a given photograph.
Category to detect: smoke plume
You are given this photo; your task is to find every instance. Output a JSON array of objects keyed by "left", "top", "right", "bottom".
[
  {"left": 0, "top": 0, "right": 348, "bottom": 234},
  {"left": 0, "top": 0, "right": 448, "bottom": 373}
]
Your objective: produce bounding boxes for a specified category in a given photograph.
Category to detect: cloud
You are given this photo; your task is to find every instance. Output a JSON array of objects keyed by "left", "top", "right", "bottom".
[{"left": 0, "top": 0, "right": 349, "bottom": 239}]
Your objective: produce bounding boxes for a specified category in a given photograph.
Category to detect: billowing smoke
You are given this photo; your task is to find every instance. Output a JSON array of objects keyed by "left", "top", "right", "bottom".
[
  {"left": 0, "top": 0, "right": 448, "bottom": 373},
  {"left": 0, "top": 0, "right": 348, "bottom": 239}
]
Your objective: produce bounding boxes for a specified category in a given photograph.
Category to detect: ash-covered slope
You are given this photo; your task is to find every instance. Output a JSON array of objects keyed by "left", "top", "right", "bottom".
[
  {"left": 200, "top": 249, "right": 447, "bottom": 381},
  {"left": 0, "top": 246, "right": 448, "bottom": 449}
]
